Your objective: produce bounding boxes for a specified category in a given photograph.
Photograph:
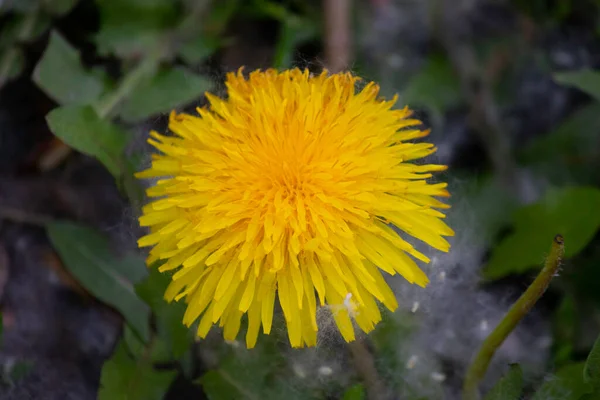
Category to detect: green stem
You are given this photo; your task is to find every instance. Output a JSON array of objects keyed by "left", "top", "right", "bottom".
[
  {"left": 94, "top": 47, "right": 164, "bottom": 119},
  {"left": 462, "top": 235, "right": 565, "bottom": 400}
]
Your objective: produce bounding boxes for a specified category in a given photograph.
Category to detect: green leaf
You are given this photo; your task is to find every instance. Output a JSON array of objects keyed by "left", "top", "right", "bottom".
[
  {"left": 272, "top": 17, "right": 318, "bottom": 69},
  {"left": 199, "top": 370, "right": 248, "bottom": 400},
  {"left": 0, "top": 0, "right": 38, "bottom": 13},
  {"left": 484, "top": 186, "right": 600, "bottom": 279},
  {"left": 198, "top": 334, "right": 289, "bottom": 400},
  {"left": 119, "top": 66, "right": 211, "bottom": 122},
  {"left": 46, "top": 105, "right": 128, "bottom": 178},
  {"left": 123, "top": 324, "right": 181, "bottom": 364},
  {"left": 98, "top": 339, "right": 177, "bottom": 400},
  {"left": 0, "top": 14, "right": 51, "bottom": 47},
  {"left": 178, "top": 35, "right": 222, "bottom": 65},
  {"left": 342, "top": 384, "right": 366, "bottom": 400},
  {"left": 135, "top": 267, "right": 190, "bottom": 360},
  {"left": 519, "top": 102, "right": 600, "bottom": 186},
  {"left": 554, "top": 69, "right": 600, "bottom": 101},
  {"left": 483, "top": 364, "right": 523, "bottom": 400},
  {"left": 552, "top": 295, "right": 577, "bottom": 365},
  {"left": 33, "top": 31, "right": 106, "bottom": 105},
  {"left": 521, "top": 102, "right": 600, "bottom": 165},
  {"left": 585, "top": 333, "right": 600, "bottom": 390},
  {"left": 94, "top": 0, "right": 178, "bottom": 59},
  {"left": 46, "top": 221, "right": 150, "bottom": 341},
  {"left": 0, "top": 47, "right": 24, "bottom": 85},
  {"left": 42, "top": 0, "right": 79, "bottom": 16},
  {"left": 532, "top": 362, "right": 593, "bottom": 400},
  {"left": 402, "top": 54, "right": 463, "bottom": 124}
]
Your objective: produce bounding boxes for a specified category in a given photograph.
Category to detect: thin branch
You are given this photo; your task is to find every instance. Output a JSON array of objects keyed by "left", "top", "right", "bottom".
[
  {"left": 348, "top": 338, "right": 388, "bottom": 400},
  {"left": 324, "top": 0, "right": 352, "bottom": 73}
]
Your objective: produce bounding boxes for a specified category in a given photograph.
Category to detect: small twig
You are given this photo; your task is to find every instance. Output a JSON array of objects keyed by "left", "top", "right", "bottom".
[
  {"left": 348, "top": 338, "right": 387, "bottom": 400},
  {"left": 0, "top": 206, "right": 53, "bottom": 226},
  {"left": 462, "top": 235, "right": 565, "bottom": 400},
  {"left": 324, "top": 0, "right": 351, "bottom": 73}
]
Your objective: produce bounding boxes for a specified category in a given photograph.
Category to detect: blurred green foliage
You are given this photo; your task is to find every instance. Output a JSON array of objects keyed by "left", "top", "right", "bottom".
[
  {"left": 46, "top": 105, "right": 129, "bottom": 177},
  {"left": 484, "top": 187, "right": 600, "bottom": 279},
  {"left": 401, "top": 53, "right": 463, "bottom": 126},
  {"left": 47, "top": 221, "right": 151, "bottom": 341},
  {"left": 98, "top": 339, "right": 177, "bottom": 400},
  {"left": 33, "top": 31, "right": 108, "bottom": 105},
  {"left": 2, "top": 0, "right": 600, "bottom": 399},
  {"left": 483, "top": 364, "right": 523, "bottom": 400}
]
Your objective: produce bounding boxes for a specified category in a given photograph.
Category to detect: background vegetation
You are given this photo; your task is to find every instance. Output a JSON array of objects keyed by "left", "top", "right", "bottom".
[{"left": 1, "top": 0, "right": 600, "bottom": 399}]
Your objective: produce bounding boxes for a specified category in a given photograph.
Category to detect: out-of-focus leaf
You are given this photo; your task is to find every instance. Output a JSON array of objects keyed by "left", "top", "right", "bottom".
[
  {"left": 119, "top": 66, "right": 211, "bottom": 122},
  {"left": 198, "top": 334, "right": 288, "bottom": 400},
  {"left": 552, "top": 295, "right": 577, "bottom": 365},
  {"left": 94, "top": 0, "right": 178, "bottom": 58},
  {"left": 123, "top": 324, "right": 180, "bottom": 364},
  {"left": 484, "top": 186, "right": 600, "bottom": 279},
  {"left": 554, "top": 69, "right": 600, "bottom": 101},
  {"left": 521, "top": 102, "right": 600, "bottom": 162},
  {"left": 585, "top": 334, "right": 600, "bottom": 390},
  {"left": 46, "top": 105, "right": 128, "bottom": 177},
  {"left": 402, "top": 54, "right": 463, "bottom": 124},
  {"left": 520, "top": 102, "right": 600, "bottom": 185},
  {"left": 272, "top": 17, "right": 318, "bottom": 69},
  {"left": 0, "top": 48, "right": 24, "bottom": 84},
  {"left": 483, "top": 364, "right": 523, "bottom": 400},
  {"left": 121, "top": 156, "right": 147, "bottom": 209},
  {"left": 0, "top": 14, "right": 51, "bottom": 47},
  {"left": 179, "top": 35, "right": 222, "bottom": 65},
  {"left": 33, "top": 31, "right": 106, "bottom": 105},
  {"left": 46, "top": 221, "right": 150, "bottom": 341},
  {"left": 446, "top": 173, "right": 519, "bottom": 246},
  {"left": 532, "top": 362, "right": 592, "bottom": 400},
  {"left": 98, "top": 339, "right": 177, "bottom": 400},
  {"left": 0, "top": 0, "right": 38, "bottom": 13},
  {"left": 42, "top": 0, "right": 79, "bottom": 16},
  {"left": 135, "top": 267, "right": 190, "bottom": 360},
  {"left": 95, "top": 27, "right": 163, "bottom": 60},
  {"left": 199, "top": 370, "right": 246, "bottom": 400},
  {"left": 201, "top": 0, "right": 240, "bottom": 33},
  {"left": 342, "top": 384, "right": 366, "bottom": 400}
]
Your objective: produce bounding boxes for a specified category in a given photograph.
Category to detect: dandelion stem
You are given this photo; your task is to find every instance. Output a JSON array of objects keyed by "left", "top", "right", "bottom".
[
  {"left": 348, "top": 338, "right": 387, "bottom": 400},
  {"left": 324, "top": 0, "right": 351, "bottom": 73},
  {"left": 462, "top": 235, "right": 565, "bottom": 400}
]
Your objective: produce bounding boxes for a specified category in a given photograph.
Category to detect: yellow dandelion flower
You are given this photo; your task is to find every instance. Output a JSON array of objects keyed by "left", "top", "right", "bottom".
[{"left": 136, "top": 68, "right": 454, "bottom": 349}]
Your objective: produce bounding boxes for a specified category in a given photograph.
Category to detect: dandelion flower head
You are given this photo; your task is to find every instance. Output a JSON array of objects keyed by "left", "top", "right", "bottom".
[{"left": 137, "top": 68, "right": 454, "bottom": 348}]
